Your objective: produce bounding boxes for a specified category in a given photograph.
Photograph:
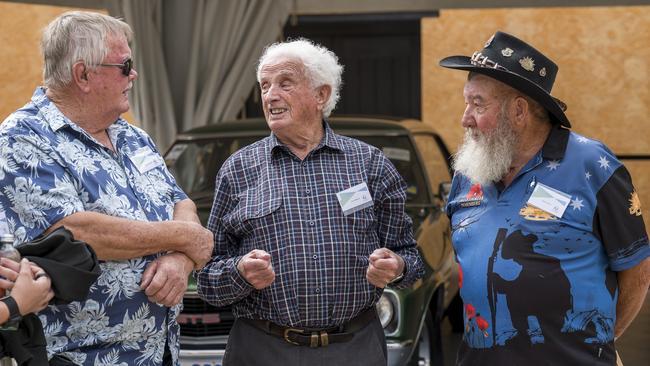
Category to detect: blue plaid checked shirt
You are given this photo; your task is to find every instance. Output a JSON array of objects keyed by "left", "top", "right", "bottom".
[{"left": 197, "top": 122, "right": 424, "bottom": 328}]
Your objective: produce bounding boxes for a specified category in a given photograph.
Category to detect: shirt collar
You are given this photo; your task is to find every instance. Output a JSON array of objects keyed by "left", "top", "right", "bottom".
[
  {"left": 268, "top": 119, "right": 345, "bottom": 156},
  {"left": 32, "top": 87, "right": 68, "bottom": 132},
  {"left": 493, "top": 123, "right": 569, "bottom": 191},
  {"left": 32, "top": 86, "right": 129, "bottom": 136},
  {"left": 541, "top": 123, "right": 570, "bottom": 161}
]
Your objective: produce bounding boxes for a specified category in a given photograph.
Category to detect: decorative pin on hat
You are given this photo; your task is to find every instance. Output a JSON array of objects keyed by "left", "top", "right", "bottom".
[{"left": 439, "top": 31, "right": 570, "bottom": 128}]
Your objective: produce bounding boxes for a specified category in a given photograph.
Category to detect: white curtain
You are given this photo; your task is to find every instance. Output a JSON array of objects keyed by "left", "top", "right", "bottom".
[{"left": 107, "top": 0, "right": 291, "bottom": 150}]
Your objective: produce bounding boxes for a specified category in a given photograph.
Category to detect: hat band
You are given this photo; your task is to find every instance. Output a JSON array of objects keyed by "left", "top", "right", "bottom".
[{"left": 470, "top": 52, "right": 508, "bottom": 72}]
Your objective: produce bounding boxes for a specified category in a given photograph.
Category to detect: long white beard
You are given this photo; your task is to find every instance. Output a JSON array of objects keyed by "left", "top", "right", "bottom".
[{"left": 452, "top": 115, "right": 518, "bottom": 185}]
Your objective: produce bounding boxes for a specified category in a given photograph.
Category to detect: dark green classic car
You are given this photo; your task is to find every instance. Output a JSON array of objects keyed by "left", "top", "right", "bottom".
[{"left": 165, "top": 117, "right": 459, "bottom": 366}]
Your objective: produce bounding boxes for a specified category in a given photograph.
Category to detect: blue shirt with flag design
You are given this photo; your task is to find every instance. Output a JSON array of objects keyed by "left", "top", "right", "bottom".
[{"left": 446, "top": 125, "right": 649, "bottom": 365}]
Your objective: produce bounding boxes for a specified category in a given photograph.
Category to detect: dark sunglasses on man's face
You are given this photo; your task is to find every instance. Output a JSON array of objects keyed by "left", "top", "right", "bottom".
[{"left": 99, "top": 58, "right": 133, "bottom": 76}]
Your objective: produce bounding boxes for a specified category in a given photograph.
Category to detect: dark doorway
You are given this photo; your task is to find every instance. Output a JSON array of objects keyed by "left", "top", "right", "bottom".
[{"left": 243, "top": 13, "right": 437, "bottom": 119}]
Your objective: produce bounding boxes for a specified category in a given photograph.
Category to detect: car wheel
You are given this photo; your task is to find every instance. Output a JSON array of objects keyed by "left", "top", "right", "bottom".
[
  {"left": 408, "top": 308, "right": 444, "bottom": 366},
  {"left": 444, "top": 293, "right": 465, "bottom": 333}
]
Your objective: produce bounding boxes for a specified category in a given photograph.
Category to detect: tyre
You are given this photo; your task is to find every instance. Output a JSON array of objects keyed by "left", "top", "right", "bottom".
[
  {"left": 444, "top": 293, "right": 465, "bottom": 333},
  {"left": 408, "top": 308, "right": 444, "bottom": 366}
]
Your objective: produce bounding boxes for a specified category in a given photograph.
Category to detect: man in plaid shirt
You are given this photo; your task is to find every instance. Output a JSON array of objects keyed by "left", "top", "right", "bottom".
[{"left": 197, "top": 39, "right": 424, "bottom": 365}]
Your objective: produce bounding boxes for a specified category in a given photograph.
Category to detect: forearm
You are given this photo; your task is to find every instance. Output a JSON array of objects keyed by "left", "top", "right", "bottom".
[
  {"left": 196, "top": 256, "right": 253, "bottom": 307},
  {"left": 170, "top": 199, "right": 203, "bottom": 266},
  {"left": 173, "top": 199, "right": 201, "bottom": 224},
  {"left": 615, "top": 257, "right": 650, "bottom": 338},
  {"left": 48, "top": 211, "right": 207, "bottom": 262}
]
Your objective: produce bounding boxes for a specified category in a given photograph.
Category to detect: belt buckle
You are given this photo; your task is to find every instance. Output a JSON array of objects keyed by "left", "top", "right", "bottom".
[{"left": 283, "top": 328, "right": 304, "bottom": 346}]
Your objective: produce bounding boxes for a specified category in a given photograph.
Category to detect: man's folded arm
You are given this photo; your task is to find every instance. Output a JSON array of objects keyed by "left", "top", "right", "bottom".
[{"left": 46, "top": 208, "right": 213, "bottom": 267}]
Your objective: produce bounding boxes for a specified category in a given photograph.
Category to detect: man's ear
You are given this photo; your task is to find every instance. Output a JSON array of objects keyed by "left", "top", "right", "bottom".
[
  {"left": 71, "top": 62, "right": 91, "bottom": 92},
  {"left": 315, "top": 85, "right": 332, "bottom": 110},
  {"left": 512, "top": 96, "right": 529, "bottom": 126}
]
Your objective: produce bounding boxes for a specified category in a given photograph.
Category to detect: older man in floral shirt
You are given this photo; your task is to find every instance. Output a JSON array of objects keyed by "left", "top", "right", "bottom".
[{"left": 0, "top": 11, "right": 213, "bottom": 365}]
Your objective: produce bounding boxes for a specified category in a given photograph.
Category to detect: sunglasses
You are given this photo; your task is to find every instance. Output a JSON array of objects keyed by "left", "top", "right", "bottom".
[{"left": 99, "top": 58, "right": 133, "bottom": 76}]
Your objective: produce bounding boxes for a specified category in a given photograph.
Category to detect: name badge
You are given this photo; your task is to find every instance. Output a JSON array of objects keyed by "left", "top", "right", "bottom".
[
  {"left": 130, "top": 146, "right": 163, "bottom": 174},
  {"left": 527, "top": 182, "right": 571, "bottom": 218},
  {"left": 336, "top": 182, "right": 373, "bottom": 216}
]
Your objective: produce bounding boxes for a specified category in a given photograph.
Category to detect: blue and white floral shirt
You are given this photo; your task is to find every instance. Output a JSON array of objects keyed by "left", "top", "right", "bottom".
[{"left": 0, "top": 87, "right": 187, "bottom": 365}]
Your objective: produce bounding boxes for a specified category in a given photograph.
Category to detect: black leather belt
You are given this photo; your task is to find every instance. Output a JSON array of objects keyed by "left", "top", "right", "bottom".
[{"left": 243, "top": 307, "right": 377, "bottom": 348}]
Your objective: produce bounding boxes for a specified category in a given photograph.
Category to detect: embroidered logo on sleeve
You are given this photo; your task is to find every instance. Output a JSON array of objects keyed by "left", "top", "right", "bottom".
[{"left": 629, "top": 191, "right": 642, "bottom": 216}]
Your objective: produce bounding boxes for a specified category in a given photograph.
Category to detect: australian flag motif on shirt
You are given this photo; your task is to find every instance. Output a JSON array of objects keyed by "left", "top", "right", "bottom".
[{"left": 446, "top": 125, "right": 649, "bottom": 366}]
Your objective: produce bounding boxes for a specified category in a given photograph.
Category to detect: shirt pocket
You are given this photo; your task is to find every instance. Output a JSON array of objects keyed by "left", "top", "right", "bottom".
[
  {"left": 346, "top": 205, "right": 376, "bottom": 233},
  {"left": 341, "top": 205, "right": 379, "bottom": 262},
  {"left": 222, "top": 187, "right": 283, "bottom": 239}
]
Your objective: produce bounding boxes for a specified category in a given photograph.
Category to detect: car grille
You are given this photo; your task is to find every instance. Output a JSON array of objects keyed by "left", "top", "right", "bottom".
[{"left": 179, "top": 297, "right": 235, "bottom": 337}]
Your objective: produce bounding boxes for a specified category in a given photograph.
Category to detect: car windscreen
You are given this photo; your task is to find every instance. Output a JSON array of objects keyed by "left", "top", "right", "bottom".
[{"left": 165, "top": 135, "right": 429, "bottom": 206}]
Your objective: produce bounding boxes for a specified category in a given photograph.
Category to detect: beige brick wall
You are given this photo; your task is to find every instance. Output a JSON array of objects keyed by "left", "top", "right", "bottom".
[{"left": 0, "top": 3, "right": 136, "bottom": 124}]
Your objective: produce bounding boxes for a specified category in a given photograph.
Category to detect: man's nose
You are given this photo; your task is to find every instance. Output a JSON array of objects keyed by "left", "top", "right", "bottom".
[
  {"left": 461, "top": 106, "right": 474, "bottom": 128},
  {"left": 264, "top": 84, "right": 280, "bottom": 101},
  {"left": 129, "top": 67, "right": 138, "bottom": 80}
]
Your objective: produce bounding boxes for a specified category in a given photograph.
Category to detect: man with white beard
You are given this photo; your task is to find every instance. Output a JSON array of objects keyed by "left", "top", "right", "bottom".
[
  {"left": 441, "top": 31, "right": 649, "bottom": 366},
  {"left": 452, "top": 91, "right": 519, "bottom": 186}
]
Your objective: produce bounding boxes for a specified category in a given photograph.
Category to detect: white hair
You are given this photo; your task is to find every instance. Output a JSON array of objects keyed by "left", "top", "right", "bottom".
[
  {"left": 41, "top": 11, "right": 133, "bottom": 90},
  {"left": 256, "top": 38, "right": 343, "bottom": 117}
]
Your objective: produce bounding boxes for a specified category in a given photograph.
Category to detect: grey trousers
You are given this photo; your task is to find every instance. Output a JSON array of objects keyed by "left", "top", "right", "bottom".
[{"left": 223, "top": 316, "right": 388, "bottom": 366}]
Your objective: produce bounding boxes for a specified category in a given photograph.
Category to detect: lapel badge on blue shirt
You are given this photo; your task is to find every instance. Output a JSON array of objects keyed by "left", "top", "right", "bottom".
[{"left": 459, "top": 183, "right": 484, "bottom": 208}]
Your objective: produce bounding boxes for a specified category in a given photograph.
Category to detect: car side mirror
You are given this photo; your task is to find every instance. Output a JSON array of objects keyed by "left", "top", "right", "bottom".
[{"left": 438, "top": 181, "right": 452, "bottom": 212}]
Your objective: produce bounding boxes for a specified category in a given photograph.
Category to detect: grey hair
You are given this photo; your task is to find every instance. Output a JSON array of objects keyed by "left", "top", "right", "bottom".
[
  {"left": 256, "top": 38, "right": 343, "bottom": 117},
  {"left": 41, "top": 11, "right": 133, "bottom": 90},
  {"left": 468, "top": 71, "right": 550, "bottom": 123}
]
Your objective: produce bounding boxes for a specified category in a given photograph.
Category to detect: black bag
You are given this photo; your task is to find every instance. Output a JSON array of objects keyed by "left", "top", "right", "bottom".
[
  {"left": 0, "top": 227, "right": 101, "bottom": 365},
  {"left": 16, "top": 226, "right": 101, "bottom": 304}
]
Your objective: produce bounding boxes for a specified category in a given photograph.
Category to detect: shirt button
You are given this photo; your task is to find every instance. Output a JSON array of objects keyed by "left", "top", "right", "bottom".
[
  {"left": 305, "top": 189, "right": 311, "bottom": 195},
  {"left": 312, "top": 254, "right": 318, "bottom": 260},
  {"left": 315, "top": 288, "right": 321, "bottom": 294},
  {"left": 309, "top": 221, "right": 315, "bottom": 226}
]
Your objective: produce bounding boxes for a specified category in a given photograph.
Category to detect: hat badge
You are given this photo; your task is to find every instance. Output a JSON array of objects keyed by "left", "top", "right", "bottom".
[
  {"left": 519, "top": 56, "right": 535, "bottom": 72},
  {"left": 501, "top": 48, "right": 514, "bottom": 57},
  {"left": 539, "top": 67, "right": 547, "bottom": 77}
]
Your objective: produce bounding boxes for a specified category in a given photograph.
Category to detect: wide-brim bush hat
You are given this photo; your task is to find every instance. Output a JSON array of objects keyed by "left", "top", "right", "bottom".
[{"left": 439, "top": 31, "right": 570, "bottom": 128}]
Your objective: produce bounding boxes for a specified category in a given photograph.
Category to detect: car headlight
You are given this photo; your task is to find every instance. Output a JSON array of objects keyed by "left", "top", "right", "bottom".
[
  {"left": 376, "top": 295, "right": 394, "bottom": 328},
  {"left": 375, "top": 292, "right": 398, "bottom": 333}
]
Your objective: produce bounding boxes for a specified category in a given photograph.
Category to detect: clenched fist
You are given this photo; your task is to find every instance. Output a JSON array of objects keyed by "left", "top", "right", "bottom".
[
  {"left": 366, "top": 248, "right": 405, "bottom": 288},
  {"left": 237, "top": 249, "right": 275, "bottom": 290}
]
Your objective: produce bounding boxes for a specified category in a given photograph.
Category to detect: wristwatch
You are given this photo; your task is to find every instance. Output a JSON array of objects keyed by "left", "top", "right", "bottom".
[
  {"left": 1, "top": 295, "right": 22, "bottom": 323},
  {"left": 388, "top": 270, "right": 405, "bottom": 284}
]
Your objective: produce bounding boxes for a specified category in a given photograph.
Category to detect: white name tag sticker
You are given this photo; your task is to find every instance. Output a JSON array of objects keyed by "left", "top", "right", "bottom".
[
  {"left": 130, "top": 146, "right": 163, "bottom": 174},
  {"left": 527, "top": 182, "right": 571, "bottom": 218},
  {"left": 336, "top": 182, "right": 374, "bottom": 216}
]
